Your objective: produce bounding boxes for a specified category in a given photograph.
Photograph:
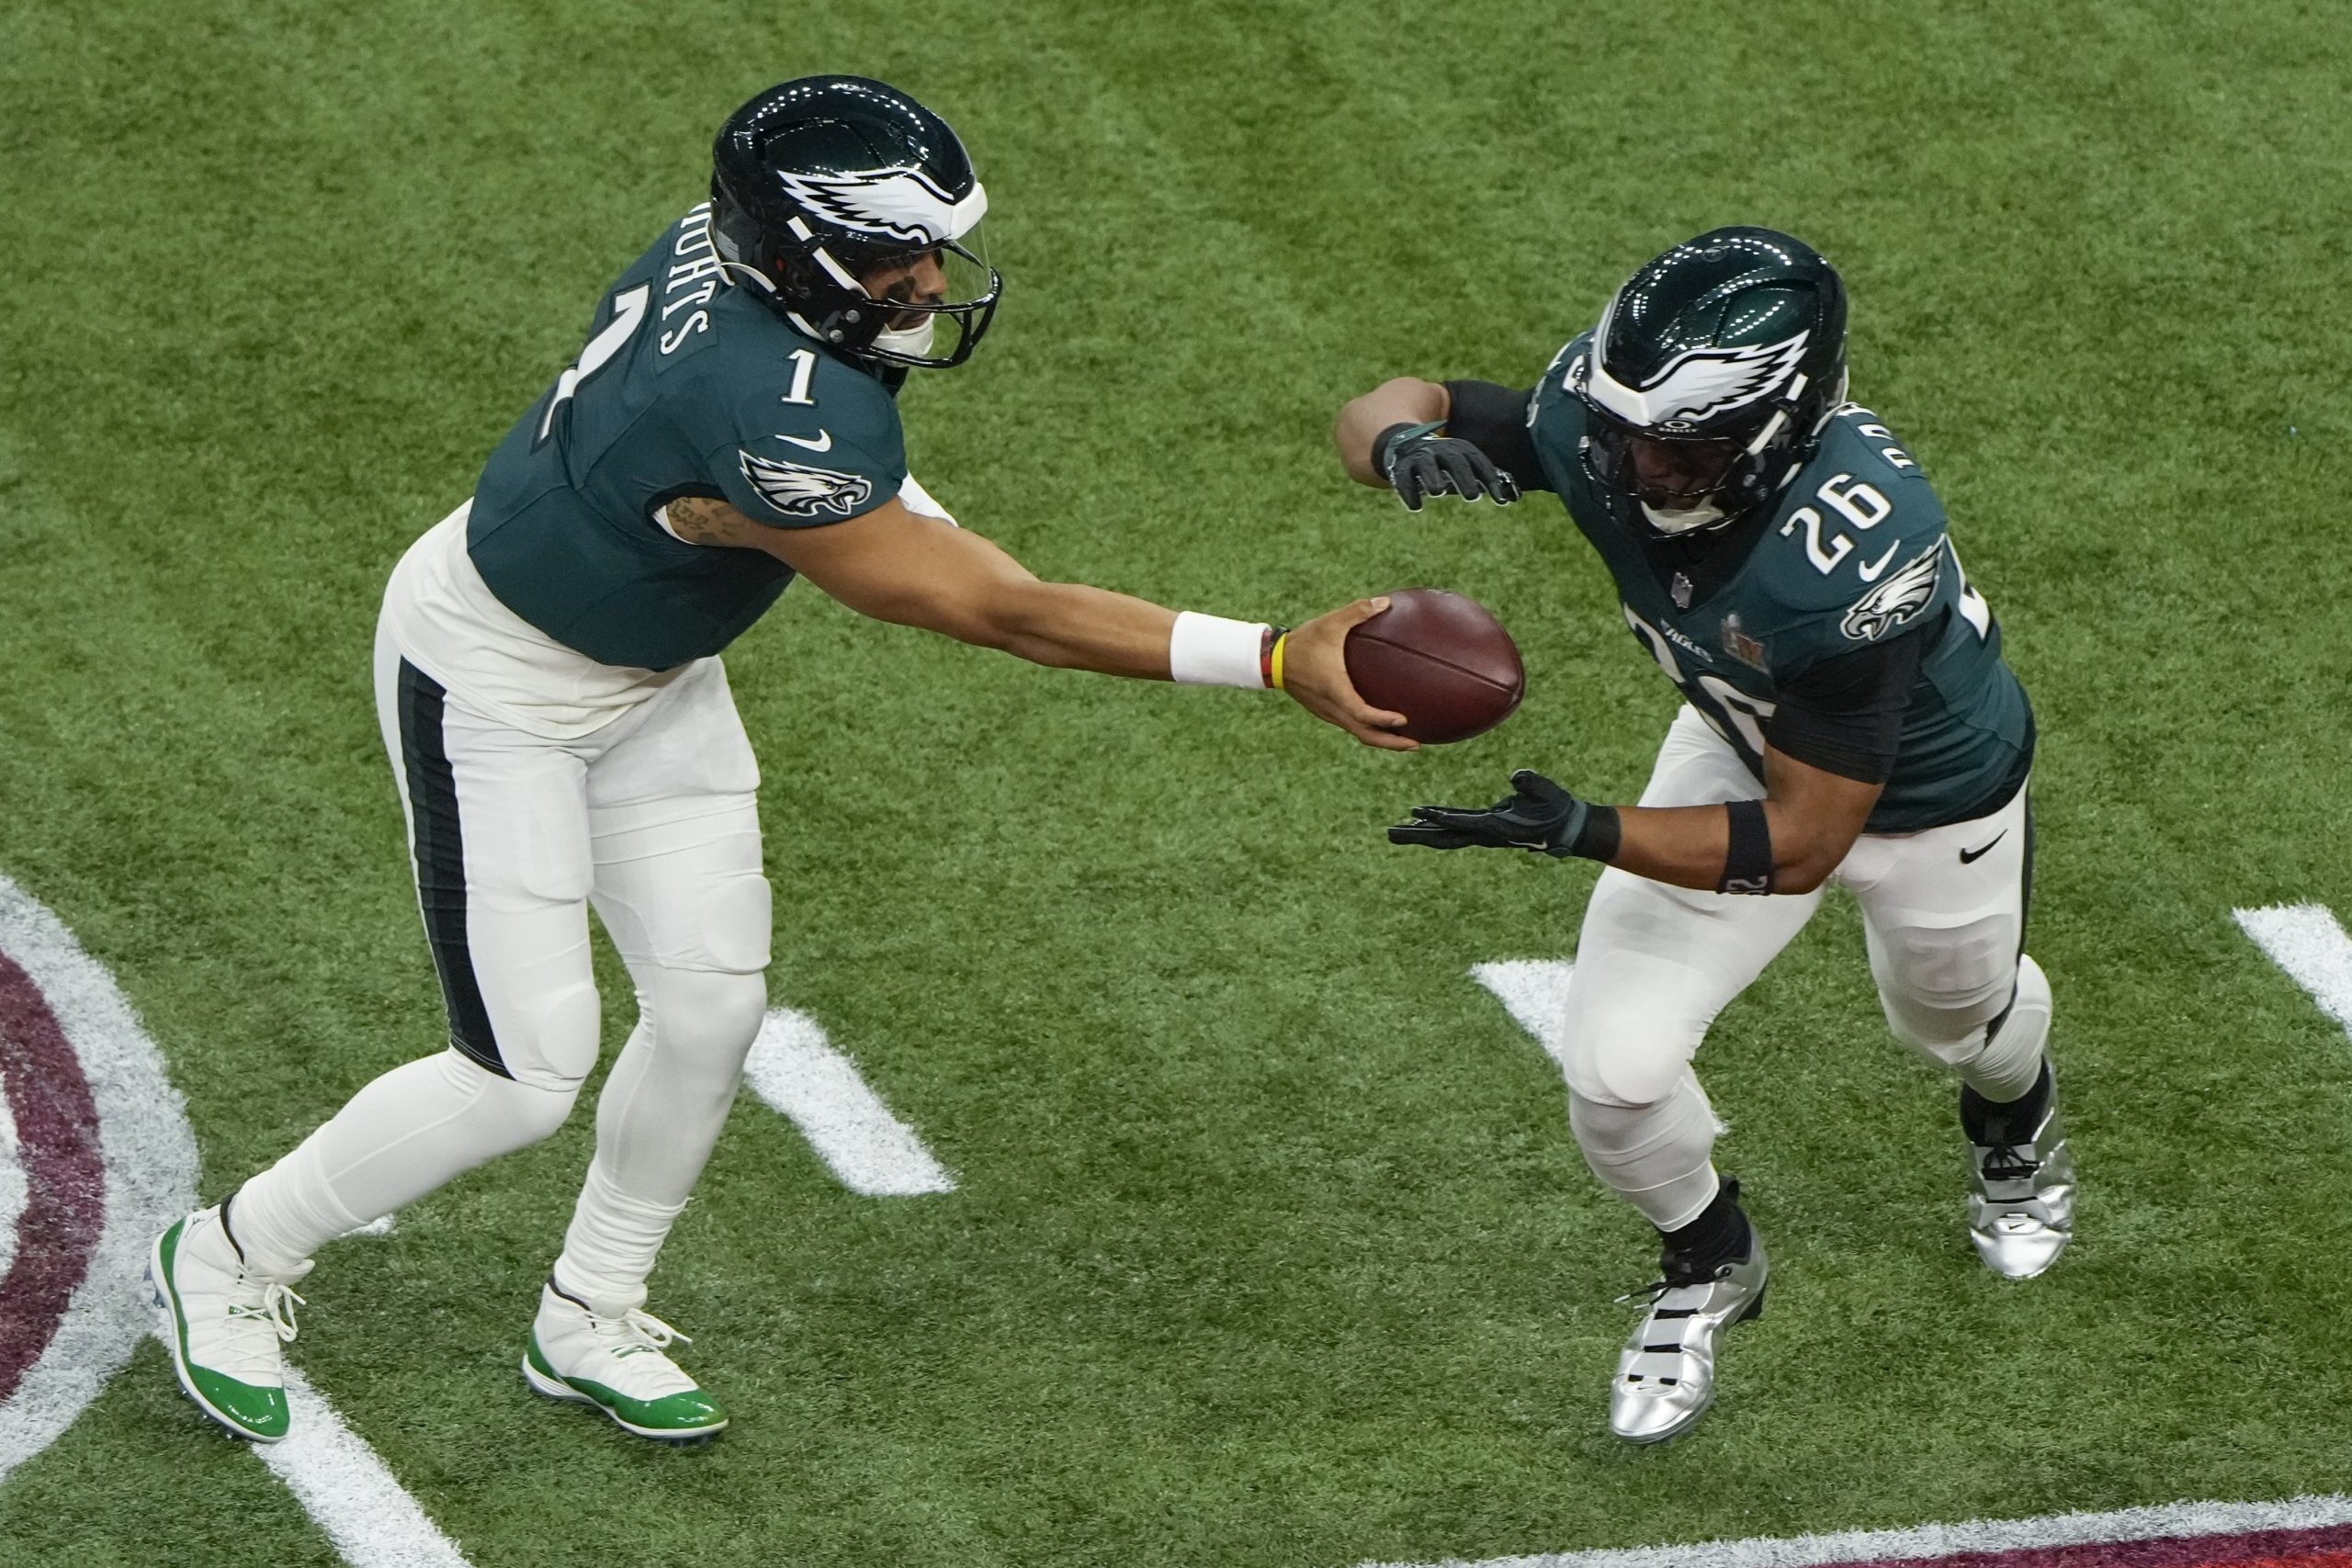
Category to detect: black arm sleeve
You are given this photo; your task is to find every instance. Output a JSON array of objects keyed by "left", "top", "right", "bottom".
[
  {"left": 1763, "top": 626, "right": 1930, "bottom": 783},
  {"left": 1441, "top": 380, "right": 1551, "bottom": 492}
]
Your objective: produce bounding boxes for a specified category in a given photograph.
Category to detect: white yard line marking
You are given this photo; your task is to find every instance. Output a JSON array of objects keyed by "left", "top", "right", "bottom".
[
  {"left": 1469, "top": 959, "right": 1579, "bottom": 1075},
  {"left": 0, "top": 873, "right": 198, "bottom": 1483},
  {"left": 254, "top": 1362, "right": 476, "bottom": 1568},
  {"left": 2235, "top": 903, "right": 2352, "bottom": 1035},
  {"left": 0, "top": 1090, "right": 22, "bottom": 1287},
  {"left": 1353, "top": 1492, "right": 2352, "bottom": 1568},
  {"left": 1469, "top": 960, "right": 1727, "bottom": 1134},
  {"left": 742, "top": 1009, "right": 956, "bottom": 1196}
]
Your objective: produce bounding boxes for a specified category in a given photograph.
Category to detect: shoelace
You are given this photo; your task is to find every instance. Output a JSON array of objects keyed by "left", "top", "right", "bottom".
[
  {"left": 1614, "top": 1261, "right": 1728, "bottom": 1309},
  {"left": 217, "top": 1280, "right": 305, "bottom": 1378},
  {"left": 597, "top": 1308, "right": 692, "bottom": 1360},
  {"left": 1981, "top": 1144, "right": 2040, "bottom": 1183}
]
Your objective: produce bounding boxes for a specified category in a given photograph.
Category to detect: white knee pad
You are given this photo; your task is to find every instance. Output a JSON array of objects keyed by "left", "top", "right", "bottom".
[
  {"left": 643, "top": 964, "right": 768, "bottom": 1066},
  {"left": 492, "top": 975, "right": 601, "bottom": 1092},
  {"left": 1560, "top": 987, "right": 1710, "bottom": 1110},
  {"left": 1872, "top": 909, "right": 2019, "bottom": 1055},
  {"left": 592, "top": 965, "right": 769, "bottom": 1213},
  {"left": 1567, "top": 1072, "right": 1723, "bottom": 1231},
  {"left": 429, "top": 1045, "right": 582, "bottom": 1146},
  {"left": 1886, "top": 953, "right": 2050, "bottom": 1102}
]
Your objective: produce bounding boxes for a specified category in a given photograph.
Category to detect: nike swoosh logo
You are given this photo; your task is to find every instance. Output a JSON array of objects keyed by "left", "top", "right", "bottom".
[
  {"left": 1857, "top": 542, "right": 1901, "bottom": 581},
  {"left": 1960, "top": 830, "right": 2007, "bottom": 864},
  {"left": 776, "top": 429, "right": 832, "bottom": 452}
]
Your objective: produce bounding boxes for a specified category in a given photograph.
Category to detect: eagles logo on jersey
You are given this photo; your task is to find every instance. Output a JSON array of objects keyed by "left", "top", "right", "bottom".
[
  {"left": 1841, "top": 544, "right": 1944, "bottom": 642},
  {"left": 738, "top": 451, "right": 876, "bottom": 520}
]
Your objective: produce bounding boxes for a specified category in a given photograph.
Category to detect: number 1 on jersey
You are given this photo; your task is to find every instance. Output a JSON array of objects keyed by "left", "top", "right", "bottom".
[{"left": 780, "top": 348, "right": 819, "bottom": 406}]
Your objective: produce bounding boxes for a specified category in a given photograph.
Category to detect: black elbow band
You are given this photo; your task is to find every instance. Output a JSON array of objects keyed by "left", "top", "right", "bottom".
[{"left": 1719, "top": 799, "right": 1775, "bottom": 895}]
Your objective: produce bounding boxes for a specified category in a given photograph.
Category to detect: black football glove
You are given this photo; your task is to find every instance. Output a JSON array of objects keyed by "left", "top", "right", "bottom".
[
  {"left": 1374, "top": 421, "right": 1522, "bottom": 512},
  {"left": 1389, "top": 769, "right": 1590, "bottom": 856}
]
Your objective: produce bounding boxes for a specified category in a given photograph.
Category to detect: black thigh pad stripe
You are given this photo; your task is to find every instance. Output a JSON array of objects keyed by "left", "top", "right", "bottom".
[{"left": 396, "top": 660, "right": 507, "bottom": 1077}]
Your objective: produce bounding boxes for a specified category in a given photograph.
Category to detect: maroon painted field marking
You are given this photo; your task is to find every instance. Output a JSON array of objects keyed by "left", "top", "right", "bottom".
[
  {"left": 1828, "top": 1522, "right": 2352, "bottom": 1568},
  {"left": 0, "top": 951, "right": 106, "bottom": 1401}
]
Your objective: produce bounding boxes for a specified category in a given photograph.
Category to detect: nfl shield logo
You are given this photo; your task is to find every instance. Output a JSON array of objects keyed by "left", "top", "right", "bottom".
[{"left": 1671, "top": 572, "right": 1693, "bottom": 609}]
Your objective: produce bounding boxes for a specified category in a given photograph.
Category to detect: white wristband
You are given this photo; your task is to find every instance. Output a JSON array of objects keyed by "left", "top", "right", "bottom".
[{"left": 1169, "top": 612, "right": 1271, "bottom": 688}]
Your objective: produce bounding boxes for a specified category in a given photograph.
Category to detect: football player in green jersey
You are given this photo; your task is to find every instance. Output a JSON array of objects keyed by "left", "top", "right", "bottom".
[
  {"left": 149, "top": 75, "right": 1411, "bottom": 1447},
  {"left": 1334, "top": 229, "right": 2068, "bottom": 1444}
]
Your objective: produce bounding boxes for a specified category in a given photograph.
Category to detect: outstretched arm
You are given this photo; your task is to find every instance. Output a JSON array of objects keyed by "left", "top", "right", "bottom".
[
  {"left": 662, "top": 493, "right": 1418, "bottom": 750},
  {"left": 1392, "top": 632, "right": 1928, "bottom": 891},
  {"left": 1334, "top": 378, "right": 1535, "bottom": 508},
  {"left": 1392, "top": 745, "right": 1881, "bottom": 896},
  {"left": 1335, "top": 378, "right": 1451, "bottom": 487}
]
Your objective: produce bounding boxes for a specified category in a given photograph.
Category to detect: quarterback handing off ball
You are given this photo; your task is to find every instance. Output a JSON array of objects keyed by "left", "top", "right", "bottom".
[{"left": 1343, "top": 589, "right": 1524, "bottom": 743}]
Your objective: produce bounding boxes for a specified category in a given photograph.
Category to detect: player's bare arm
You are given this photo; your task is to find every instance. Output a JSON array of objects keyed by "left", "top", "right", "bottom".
[
  {"left": 665, "top": 492, "right": 1419, "bottom": 750},
  {"left": 1333, "top": 378, "right": 1520, "bottom": 510},
  {"left": 1610, "top": 748, "right": 1882, "bottom": 894}
]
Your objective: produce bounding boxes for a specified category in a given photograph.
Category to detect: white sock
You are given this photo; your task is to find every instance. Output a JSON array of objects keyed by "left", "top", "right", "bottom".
[{"left": 552, "top": 1162, "right": 686, "bottom": 1317}]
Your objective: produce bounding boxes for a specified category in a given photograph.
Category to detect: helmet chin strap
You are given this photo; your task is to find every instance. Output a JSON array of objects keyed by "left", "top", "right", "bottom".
[
  {"left": 869, "top": 315, "right": 936, "bottom": 358},
  {"left": 1640, "top": 497, "right": 1733, "bottom": 534}
]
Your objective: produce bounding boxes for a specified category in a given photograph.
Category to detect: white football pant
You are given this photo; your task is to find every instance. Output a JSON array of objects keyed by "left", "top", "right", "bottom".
[
  {"left": 1563, "top": 705, "right": 2046, "bottom": 1231},
  {"left": 232, "top": 592, "right": 771, "bottom": 1314}
]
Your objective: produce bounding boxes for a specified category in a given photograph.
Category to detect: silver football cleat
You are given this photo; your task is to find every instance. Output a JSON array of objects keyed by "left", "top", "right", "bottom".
[
  {"left": 1968, "top": 1100, "right": 2075, "bottom": 1280},
  {"left": 1609, "top": 1231, "right": 1769, "bottom": 1444}
]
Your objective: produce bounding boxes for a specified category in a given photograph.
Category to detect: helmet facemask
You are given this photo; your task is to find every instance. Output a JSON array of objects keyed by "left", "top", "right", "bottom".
[
  {"left": 1580, "top": 377, "right": 1826, "bottom": 536},
  {"left": 708, "top": 188, "right": 1001, "bottom": 371}
]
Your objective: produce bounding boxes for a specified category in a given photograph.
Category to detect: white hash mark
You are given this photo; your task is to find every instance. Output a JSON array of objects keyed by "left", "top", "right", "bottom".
[
  {"left": 1469, "top": 960, "right": 1728, "bottom": 1134},
  {"left": 2235, "top": 903, "right": 2352, "bottom": 1036},
  {"left": 742, "top": 1009, "right": 956, "bottom": 1196}
]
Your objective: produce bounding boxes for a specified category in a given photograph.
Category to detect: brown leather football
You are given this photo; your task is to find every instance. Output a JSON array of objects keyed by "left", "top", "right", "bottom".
[{"left": 1342, "top": 589, "right": 1525, "bottom": 744}]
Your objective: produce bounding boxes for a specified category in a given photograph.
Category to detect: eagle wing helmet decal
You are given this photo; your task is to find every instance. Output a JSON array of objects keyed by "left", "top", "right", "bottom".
[
  {"left": 1587, "top": 321, "right": 1814, "bottom": 428},
  {"left": 1841, "top": 542, "right": 1944, "bottom": 641},
  {"left": 740, "top": 451, "right": 876, "bottom": 520},
  {"left": 774, "top": 165, "right": 988, "bottom": 248}
]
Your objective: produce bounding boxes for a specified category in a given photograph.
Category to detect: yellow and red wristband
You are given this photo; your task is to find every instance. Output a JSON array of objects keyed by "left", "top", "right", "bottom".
[{"left": 1262, "top": 626, "right": 1291, "bottom": 690}]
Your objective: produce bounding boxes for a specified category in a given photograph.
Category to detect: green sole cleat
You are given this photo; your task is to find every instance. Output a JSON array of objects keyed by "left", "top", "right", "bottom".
[
  {"left": 149, "top": 1213, "right": 301, "bottom": 1444},
  {"left": 523, "top": 1334, "right": 728, "bottom": 1441}
]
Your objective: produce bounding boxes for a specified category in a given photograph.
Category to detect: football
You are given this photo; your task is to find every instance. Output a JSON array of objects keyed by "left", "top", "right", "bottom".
[{"left": 1343, "top": 589, "right": 1525, "bottom": 743}]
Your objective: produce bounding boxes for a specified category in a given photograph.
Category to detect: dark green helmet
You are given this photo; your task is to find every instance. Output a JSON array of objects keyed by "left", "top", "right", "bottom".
[
  {"left": 709, "top": 76, "right": 1001, "bottom": 372},
  {"left": 1575, "top": 227, "right": 1849, "bottom": 534}
]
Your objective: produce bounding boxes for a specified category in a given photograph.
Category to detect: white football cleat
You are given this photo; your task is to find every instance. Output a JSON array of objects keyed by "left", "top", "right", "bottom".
[
  {"left": 523, "top": 1281, "right": 728, "bottom": 1441},
  {"left": 149, "top": 1202, "right": 311, "bottom": 1443},
  {"left": 1968, "top": 1095, "right": 2075, "bottom": 1280}
]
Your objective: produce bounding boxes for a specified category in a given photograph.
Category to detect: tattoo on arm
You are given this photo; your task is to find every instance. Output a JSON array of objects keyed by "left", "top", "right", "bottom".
[{"left": 662, "top": 494, "right": 763, "bottom": 547}]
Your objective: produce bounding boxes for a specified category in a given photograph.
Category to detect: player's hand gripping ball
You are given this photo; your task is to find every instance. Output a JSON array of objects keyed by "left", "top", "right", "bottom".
[{"left": 1342, "top": 589, "right": 1524, "bottom": 743}]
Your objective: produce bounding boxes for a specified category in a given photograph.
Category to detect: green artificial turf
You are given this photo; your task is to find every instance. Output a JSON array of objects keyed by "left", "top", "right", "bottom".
[{"left": 4, "top": 3, "right": 2350, "bottom": 1564}]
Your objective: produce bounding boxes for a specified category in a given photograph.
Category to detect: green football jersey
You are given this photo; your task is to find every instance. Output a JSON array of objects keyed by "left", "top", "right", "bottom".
[
  {"left": 1526, "top": 333, "right": 2033, "bottom": 833},
  {"left": 467, "top": 203, "right": 909, "bottom": 671}
]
